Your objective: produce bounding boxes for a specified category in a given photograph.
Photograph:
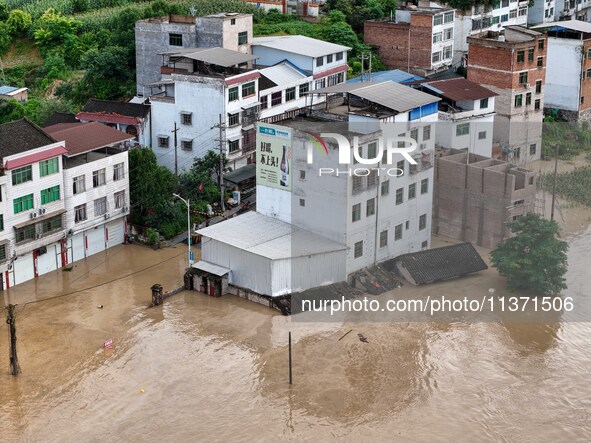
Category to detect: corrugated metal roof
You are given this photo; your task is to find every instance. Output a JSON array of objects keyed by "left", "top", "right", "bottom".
[
  {"left": 0, "top": 85, "right": 18, "bottom": 95},
  {"left": 532, "top": 19, "right": 591, "bottom": 33},
  {"left": 197, "top": 211, "right": 348, "bottom": 260},
  {"left": 348, "top": 69, "right": 424, "bottom": 84},
  {"left": 259, "top": 62, "right": 308, "bottom": 87},
  {"left": 253, "top": 35, "right": 351, "bottom": 58},
  {"left": 192, "top": 261, "right": 230, "bottom": 276},
  {"left": 166, "top": 47, "right": 258, "bottom": 67},
  {"left": 418, "top": 78, "right": 497, "bottom": 102}
]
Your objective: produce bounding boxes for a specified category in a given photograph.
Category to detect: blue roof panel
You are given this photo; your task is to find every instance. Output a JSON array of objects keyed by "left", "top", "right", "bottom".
[{"left": 348, "top": 69, "right": 424, "bottom": 85}]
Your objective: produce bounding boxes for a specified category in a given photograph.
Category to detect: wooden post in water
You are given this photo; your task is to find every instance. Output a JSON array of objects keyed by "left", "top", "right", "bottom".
[
  {"left": 5, "top": 304, "right": 20, "bottom": 376},
  {"left": 288, "top": 331, "right": 292, "bottom": 385},
  {"left": 550, "top": 144, "right": 559, "bottom": 222}
]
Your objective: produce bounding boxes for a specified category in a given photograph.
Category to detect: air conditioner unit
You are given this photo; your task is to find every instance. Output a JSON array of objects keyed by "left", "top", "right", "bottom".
[
  {"left": 104, "top": 213, "right": 111, "bottom": 220},
  {"left": 419, "top": 143, "right": 427, "bottom": 150},
  {"left": 30, "top": 212, "right": 38, "bottom": 219},
  {"left": 38, "top": 207, "right": 47, "bottom": 215},
  {"left": 525, "top": 83, "right": 531, "bottom": 89}
]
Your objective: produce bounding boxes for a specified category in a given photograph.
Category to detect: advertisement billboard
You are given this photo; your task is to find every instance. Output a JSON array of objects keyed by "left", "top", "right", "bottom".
[{"left": 256, "top": 122, "right": 292, "bottom": 191}]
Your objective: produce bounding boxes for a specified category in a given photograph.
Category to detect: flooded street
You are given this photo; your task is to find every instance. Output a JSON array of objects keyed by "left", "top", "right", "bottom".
[{"left": 0, "top": 225, "right": 590, "bottom": 441}]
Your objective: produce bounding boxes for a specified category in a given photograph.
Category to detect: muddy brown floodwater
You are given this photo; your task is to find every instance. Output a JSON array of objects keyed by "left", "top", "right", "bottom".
[{"left": 0, "top": 222, "right": 591, "bottom": 441}]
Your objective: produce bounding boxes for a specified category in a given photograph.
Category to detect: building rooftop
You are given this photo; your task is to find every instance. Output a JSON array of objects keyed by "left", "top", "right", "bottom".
[
  {"left": 393, "top": 242, "right": 488, "bottom": 285},
  {"left": 80, "top": 99, "right": 151, "bottom": 118},
  {"left": 162, "top": 47, "right": 258, "bottom": 67},
  {"left": 417, "top": 77, "right": 497, "bottom": 102},
  {"left": 197, "top": 211, "right": 348, "bottom": 260},
  {"left": 0, "top": 85, "right": 19, "bottom": 95},
  {"left": 469, "top": 26, "right": 541, "bottom": 43},
  {"left": 44, "top": 122, "right": 134, "bottom": 156},
  {"left": 253, "top": 35, "right": 351, "bottom": 58},
  {"left": 532, "top": 19, "right": 591, "bottom": 34},
  {"left": 43, "top": 112, "right": 78, "bottom": 127},
  {"left": 0, "top": 118, "right": 56, "bottom": 161},
  {"left": 259, "top": 61, "right": 309, "bottom": 89},
  {"left": 348, "top": 69, "right": 424, "bottom": 84}
]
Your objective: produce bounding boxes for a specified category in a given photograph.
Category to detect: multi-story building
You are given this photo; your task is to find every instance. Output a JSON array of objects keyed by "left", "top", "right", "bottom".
[
  {"left": 433, "top": 147, "right": 538, "bottom": 249},
  {"left": 364, "top": 3, "right": 455, "bottom": 77},
  {"left": 454, "top": 1, "right": 529, "bottom": 57},
  {"left": 135, "top": 13, "right": 253, "bottom": 95},
  {"left": 0, "top": 118, "right": 132, "bottom": 290},
  {"left": 554, "top": 0, "right": 591, "bottom": 21},
  {"left": 467, "top": 26, "right": 545, "bottom": 163},
  {"left": 533, "top": 20, "right": 591, "bottom": 121},
  {"left": 528, "top": 0, "right": 555, "bottom": 25},
  {"left": 413, "top": 77, "right": 497, "bottom": 157}
]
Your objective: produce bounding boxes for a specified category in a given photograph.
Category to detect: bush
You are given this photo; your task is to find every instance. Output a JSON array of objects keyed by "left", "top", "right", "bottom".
[{"left": 6, "top": 10, "right": 32, "bottom": 37}]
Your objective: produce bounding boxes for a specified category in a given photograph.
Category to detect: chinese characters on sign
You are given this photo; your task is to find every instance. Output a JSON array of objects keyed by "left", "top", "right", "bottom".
[{"left": 256, "top": 123, "right": 292, "bottom": 191}]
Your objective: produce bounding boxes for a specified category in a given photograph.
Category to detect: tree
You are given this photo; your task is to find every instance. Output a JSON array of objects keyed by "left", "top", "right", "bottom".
[
  {"left": 6, "top": 10, "right": 32, "bottom": 37},
  {"left": 34, "top": 9, "right": 81, "bottom": 50},
  {"left": 491, "top": 213, "right": 568, "bottom": 295},
  {"left": 0, "top": 2, "right": 8, "bottom": 21},
  {"left": 0, "top": 22, "right": 11, "bottom": 56},
  {"left": 191, "top": 150, "right": 231, "bottom": 187}
]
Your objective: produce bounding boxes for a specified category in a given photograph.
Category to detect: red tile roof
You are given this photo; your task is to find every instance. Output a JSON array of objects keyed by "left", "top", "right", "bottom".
[
  {"left": 44, "top": 122, "right": 134, "bottom": 156},
  {"left": 4, "top": 146, "right": 68, "bottom": 170},
  {"left": 419, "top": 77, "right": 497, "bottom": 102}
]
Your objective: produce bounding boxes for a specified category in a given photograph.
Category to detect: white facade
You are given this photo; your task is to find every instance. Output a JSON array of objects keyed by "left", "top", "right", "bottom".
[
  {"left": 528, "top": 0, "right": 556, "bottom": 25},
  {"left": 544, "top": 36, "right": 582, "bottom": 112},
  {"left": 554, "top": 0, "right": 591, "bottom": 20}
]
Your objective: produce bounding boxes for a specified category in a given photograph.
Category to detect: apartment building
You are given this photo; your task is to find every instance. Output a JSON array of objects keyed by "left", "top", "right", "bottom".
[
  {"left": 554, "top": 0, "right": 591, "bottom": 21},
  {"left": 364, "top": 3, "right": 455, "bottom": 77},
  {"left": 528, "top": 0, "right": 556, "bottom": 25},
  {"left": 135, "top": 13, "right": 253, "bottom": 95},
  {"left": 413, "top": 77, "right": 497, "bottom": 157},
  {"left": 533, "top": 20, "right": 591, "bottom": 122},
  {"left": 467, "top": 26, "right": 545, "bottom": 163}
]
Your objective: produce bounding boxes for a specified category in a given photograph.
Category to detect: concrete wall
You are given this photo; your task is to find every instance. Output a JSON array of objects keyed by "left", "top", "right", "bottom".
[
  {"left": 436, "top": 114, "right": 495, "bottom": 157},
  {"left": 545, "top": 37, "right": 581, "bottom": 112}
]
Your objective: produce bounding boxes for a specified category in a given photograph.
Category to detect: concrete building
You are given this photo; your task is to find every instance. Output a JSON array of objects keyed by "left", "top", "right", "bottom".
[
  {"left": 528, "top": 0, "right": 555, "bottom": 25},
  {"left": 194, "top": 81, "right": 441, "bottom": 301},
  {"left": 413, "top": 77, "right": 497, "bottom": 157},
  {"left": 135, "top": 13, "right": 253, "bottom": 95},
  {"left": 364, "top": 3, "right": 455, "bottom": 77},
  {"left": 554, "top": 0, "right": 591, "bottom": 21},
  {"left": 532, "top": 20, "right": 591, "bottom": 122},
  {"left": 76, "top": 99, "right": 152, "bottom": 148},
  {"left": 241, "top": 0, "right": 322, "bottom": 17},
  {"left": 0, "top": 85, "right": 28, "bottom": 102},
  {"left": 433, "top": 147, "right": 538, "bottom": 249},
  {"left": 467, "top": 26, "right": 545, "bottom": 163}
]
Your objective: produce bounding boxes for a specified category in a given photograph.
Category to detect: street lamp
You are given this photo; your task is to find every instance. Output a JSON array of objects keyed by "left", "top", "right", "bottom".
[{"left": 173, "top": 193, "right": 193, "bottom": 266}]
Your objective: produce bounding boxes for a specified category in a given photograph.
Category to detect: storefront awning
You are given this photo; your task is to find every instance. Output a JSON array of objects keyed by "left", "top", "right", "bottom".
[{"left": 192, "top": 261, "right": 230, "bottom": 277}]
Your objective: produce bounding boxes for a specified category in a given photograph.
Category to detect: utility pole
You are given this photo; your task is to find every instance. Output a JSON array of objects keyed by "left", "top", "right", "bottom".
[
  {"left": 212, "top": 114, "right": 226, "bottom": 211},
  {"left": 368, "top": 53, "right": 372, "bottom": 82},
  {"left": 5, "top": 304, "right": 20, "bottom": 376},
  {"left": 172, "top": 122, "right": 179, "bottom": 176},
  {"left": 358, "top": 53, "right": 368, "bottom": 82},
  {"left": 550, "top": 144, "right": 559, "bottom": 222}
]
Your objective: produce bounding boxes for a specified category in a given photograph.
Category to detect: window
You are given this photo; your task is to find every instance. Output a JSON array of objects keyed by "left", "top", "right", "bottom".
[
  {"left": 336, "top": 52, "right": 343, "bottom": 61},
  {"left": 354, "top": 241, "right": 363, "bottom": 258},
  {"left": 300, "top": 170, "right": 306, "bottom": 180},
  {"left": 408, "top": 183, "right": 416, "bottom": 200},
  {"left": 510, "top": 9, "right": 517, "bottom": 18},
  {"left": 39, "top": 157, "right": 59, "bottom": 177},
  {"left": 587, "top": 69, "right": 591, "bottom": 79},
  {"left": 228, "top": 113, "right": 240, "bottom": 126},
  {"left": 444, "top": 11, "right": 454, "bottom": 22},
  {"left": 326, "top": 54, "right": 333, "bottom": 64},
  {"left": 352, "top": 174, "right": 363, "bottom": 193},
  {"left": 315, "top": 78, "right": 326, "bottom": 90},
  {"left": 419, "top": 214, "right": 427, "bottom": 230},
  {"left": 41, "top": 215, "right": 62, "bottom": 233},
  {"left": 518, "top": 71, "right": 528, "bottom": 84},
  {"left": 316, "top": 56, "right": 324, "bottom": 67},
  {"left": 158, "top": 136, "right": 169, "bottom": 148},
  {"left": 395, "top": 224, "right": 403, "bottom": 241},
  {"left": 456, "top": 123, "right": 470, "bottom": 136},
  {"left": 518, "top": 6, "right": 527, "bottom": 15},
  {"left": 111, "top": 164, "right": 124, "bottom": 183},
  {"left": 396, "top": 160, "right": 404, "bottom": 176},
  {"left": 75, "top": 204, "right": 87, "bottom": 223},
  {"left": 422, "top": 240, "right": 428, "bottom": 249},
  {"left": 231, "top": 18, "right": 236, "bottom": 25},
  {"left": 181, "top": 140, "right": 193, "bottom": 151},
  {"left": 285, "top": 87, "right": 296, "bottom": 102},
  {"left": 423, "top": 125, "right": 431, "bottom": 141},
  {"left": 299, "top": 198, "right": 305, "bottom": 207},
  {"left": 480, "top": 98, "right": 489, "bottom": 108},
  {"left": 421, "top": 178, "right": 429, "bottom": 194},
  {"left": 492, "top": 16, "right": 499, "bottom": 24},
  {"left": 94, "top": 197, "right": 107, "bottom": 216},
  {"left": 15, "top": 225, "right": 35, "bottom": 243},
  {"left": 526, "top": 92, "right": 532, "bottom": 106},
  {"left": 582, "top": 96, "right": 585, "bottom": 105},
  {"left": 0, "top": 243, "right": 5, "bottom": 261},
  {"left": 228, "top": 139, "right": 240, "bottom": 153},
  {"left": 443, "top": 45, "right": 452, "bottom": 60},
  {"left": 432, "top": 51, "right": 441, "bottom": 63},
  {"left": 396, "top": 187, "right": 404, "bottom": 205},
  {"left": 40, "top": 185, "right": 60, "bottom": 205},
  {"left": 271, "top": 91, "right": 282, "bottom": 107},
  {"left": 299, "top": 83, "right": 309, "bottom": 96},
  {"left": 0, "top": 214, "right": 3, "bottom": 231},
  {"left": 115, "top": 191, "right": 125, "bottom": 209},
  {"left": 73, "top": 175, "right": 85, "bottom": 194},
  {"left": 366, "top": 198, "right": 375, "bottom": 216},
  {"left": 433, "top": 14, "right": 443, "bottom": 25},
  {"left": 238, "top": 31, "right": 248, "bottom": 45},
  {"left": 352, "top": 203, "right": 361, "bottom": 222},
  {"left": 13, "top": 194, "right": 33, "bottom": 214},
  {"left": 93, "top": 169, "right": 106, "bottom": 188},
  {"left": 433, "top": 32, "right": 442, "bottom": 43},
  {"left": 260, "top": 95, "right": 268, "bottom": 109},
  {"left": 502, "top": 0, "right": 509, "bottom": 6},
  {"left": 368, "top": 142, "right": 377, "bottom": 160},
  {"left": 514, "top": 147, "right": 521, "bottom": 158},
  {"left": 514, "top": 94, "right": 523, "bottom": 107},
  {"left": 536, "top": 80, "right": 542, "bottom": 93},
  {"left": 501, "top": 14, "right": 508, "bottom": 22},
  {"left": 169, "top": 33, "right": 182, "bottom": 46},
  {"left": 180, "top": 112, "right": 192, "bottom": 126},
  {"left": 529, "top": 176, "right": 534, "bottom": 185},
  {"left": 535, "top": 99, "right": 541, "bottom": 110},
  {"left": 381, "top": 179, "right": 389, "bottom": 196},
  {"left": 12, "top": 165, "right": 32, "bottom": 185},
  {"left": 537, "top": 56, "right": 543, "bottom": 67},
  {"left": 229, "top": 87, "right": 239, "bottom": 101},
  {"left": 242, "top": 82, "right": 255, "bottom": 98},
  {"left": 530, "top": 143, "right": 537, "bottom": 155},
  {"left": 380, "top": 230, "right": 388, "bottom": 247},
  {"left": 444, "top": 28, "right": 453, "bottom": 40},
  {"left": 528, "top": 48, "right": 534, "bottom": 62},
  {"left": 406, "top": 220, "right": 410, "bottom": 230}
]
